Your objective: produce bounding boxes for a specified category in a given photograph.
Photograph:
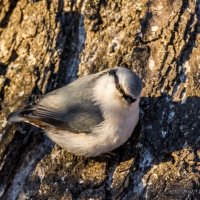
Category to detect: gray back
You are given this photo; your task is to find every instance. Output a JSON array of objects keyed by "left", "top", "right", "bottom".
[{"left": 30, "top": 73, "right": 104, "bottom": 133}]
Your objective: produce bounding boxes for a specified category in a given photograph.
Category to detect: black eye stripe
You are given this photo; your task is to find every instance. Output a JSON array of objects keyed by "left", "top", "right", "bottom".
[
  {"left": 123, "top": 95, "right": 137, "bottom": 103},
  {"left": 108, "top": 69, "right": 136, "bottom": 103},
  {"left": 108, "top": 70, "right": 125, "bottom": 94}
]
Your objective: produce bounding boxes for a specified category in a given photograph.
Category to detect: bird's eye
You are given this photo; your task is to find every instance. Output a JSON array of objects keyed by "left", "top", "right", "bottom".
[{"left": 123, "top": 95, "right": 137, "bottom": 104}]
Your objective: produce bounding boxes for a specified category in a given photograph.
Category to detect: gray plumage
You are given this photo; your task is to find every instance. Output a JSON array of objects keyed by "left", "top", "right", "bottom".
[
  {"left": 8, "top": 73, "right": 103, "bottom": 133},
  {"left": 116, "top": 67, "right": 142, "bottom": 97},
  {"left": 7, "top": 67, "right": 142, "bottom": 157}
]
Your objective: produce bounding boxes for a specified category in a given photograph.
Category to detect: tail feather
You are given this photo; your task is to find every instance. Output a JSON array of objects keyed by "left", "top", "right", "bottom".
[
  {"left": 7, "top": 105, "right": 37, "bottom": 124},
  {"left": 7, "top": 110, "right": 26, "bottom": 123},
  {"left": 7, "top": 102, "right": 69, "bottom": 130}
]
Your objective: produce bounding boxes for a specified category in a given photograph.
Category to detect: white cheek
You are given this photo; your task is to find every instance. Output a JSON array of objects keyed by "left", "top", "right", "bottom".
[{"left": 92, "top": 75, "right": 122, "bottom": 113}]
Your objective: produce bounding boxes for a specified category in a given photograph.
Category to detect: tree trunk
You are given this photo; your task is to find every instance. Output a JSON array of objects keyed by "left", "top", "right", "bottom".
[{"left": 0, "top": 0, "right": 200, "bottom": 199}]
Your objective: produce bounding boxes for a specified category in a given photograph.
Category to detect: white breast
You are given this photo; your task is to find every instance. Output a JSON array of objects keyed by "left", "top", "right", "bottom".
[
  {"left": 45, "top": 105, "right": 139, "bottom": 157},
  {"left": 45, "top": 74, "right": 140, "bottom": 157},
  {"left": 91, "top": 73, "right": 140, "bottom": 147}
]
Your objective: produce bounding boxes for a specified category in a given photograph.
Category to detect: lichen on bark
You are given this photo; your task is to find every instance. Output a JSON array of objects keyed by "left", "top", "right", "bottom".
[{"left": 0, "top": 0, "right": 200, "bottom": 199}]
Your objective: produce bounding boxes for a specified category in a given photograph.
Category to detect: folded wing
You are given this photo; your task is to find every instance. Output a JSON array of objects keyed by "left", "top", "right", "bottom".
[{"left": 8, "top": 74, "right": 104, "bottom": 133}]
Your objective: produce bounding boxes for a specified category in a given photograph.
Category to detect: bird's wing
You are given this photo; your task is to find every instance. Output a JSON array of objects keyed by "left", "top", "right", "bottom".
[{"left": 14, "top": 74, "right": 104, "bottom": 133}]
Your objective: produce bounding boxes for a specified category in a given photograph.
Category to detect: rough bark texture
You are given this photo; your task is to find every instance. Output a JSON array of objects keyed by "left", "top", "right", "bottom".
[{"left": 0, "top": 0, "right": 200, "bottom": 199}]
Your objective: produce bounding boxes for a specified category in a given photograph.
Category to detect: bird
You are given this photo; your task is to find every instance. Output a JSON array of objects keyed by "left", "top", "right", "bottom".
[{"left": 7, "top": 67, "right": 142, "bottom": 157}]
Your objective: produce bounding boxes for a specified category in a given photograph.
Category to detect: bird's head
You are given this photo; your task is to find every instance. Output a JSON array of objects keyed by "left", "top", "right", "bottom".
[
  {"left": 93, "top": 67, "right": 143, "bottom": 113},
  {"left": 109, "top": 67, "right": 142, "bottom": 105}
]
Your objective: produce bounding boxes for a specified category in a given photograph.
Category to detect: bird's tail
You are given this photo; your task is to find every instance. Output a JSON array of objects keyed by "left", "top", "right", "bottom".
[
  {"left": 7, "top": 105, "right": 50, "bottom": 130},
  {"left": 7, "top": 105, "right": 36, "bottom": 124},
  {"left": 7, "top": 110, "right": 26, "bottom": 123}
]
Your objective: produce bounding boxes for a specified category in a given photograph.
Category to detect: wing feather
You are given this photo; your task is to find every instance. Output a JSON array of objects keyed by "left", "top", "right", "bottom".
[{"left": 16, "top": 74, "right": 104, "bottom": 133}]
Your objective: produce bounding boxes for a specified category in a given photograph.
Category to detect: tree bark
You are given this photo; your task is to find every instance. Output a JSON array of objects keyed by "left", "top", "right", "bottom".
[{"left": 0, "top": 0, "right": 200, "bottom": 199}]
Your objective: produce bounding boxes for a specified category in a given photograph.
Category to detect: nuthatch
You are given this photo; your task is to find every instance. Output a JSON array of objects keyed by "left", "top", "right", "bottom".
[{"left": 8, "top": 67, "right": 142, "bottom": 157}]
